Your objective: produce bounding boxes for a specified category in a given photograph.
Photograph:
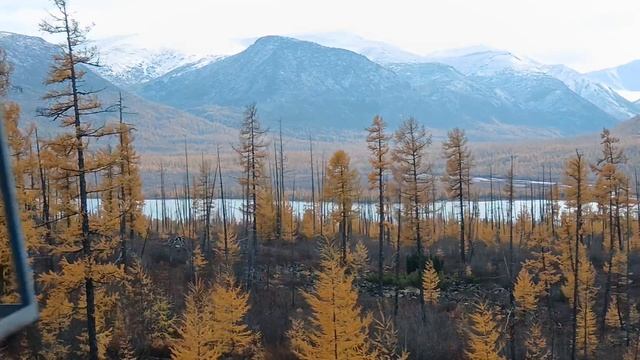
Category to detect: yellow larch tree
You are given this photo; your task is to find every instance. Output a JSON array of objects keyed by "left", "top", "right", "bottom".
[
  {"left": 207, "top": 272, "right": 262, "bottom": 358},
  {"left": 288, "top": 241, "right": 373, "bottom": 359},
  {"left": 171, "top": 280, "right": 220, "bottom": 360},
  {"left": 523, "top": 228, "right": 562, "bottom": 299},
  {"left": 215, "top": 225, "right": 240, "bottom": 266},
  {"left": 0, "top": 102, "right": 42, "bottom": 302},
  {"left": 513, "top": 267, "right": 541, "bottom": 313},
  {"left": 256, "top": 185, "right": 277, "bottom": 241},
  {"left": 442, "top": 128, "right": 472, "bottom": 267},
  {"left": 393, "top": 117, "right": 432, "bottom": 321},
  {"left": 422, "top": 259, "right": 440, "bottom": 305},
  {"left": 563, "top": 151, "right": 592, "bottom": 360},
  {"left": 192, "top": 244, "right": 207, "bottom": 281},
  {"left": 465, "top": 301, "right": 505, "bottom": 360},
  {"left": 524, "top": 323, "right": 550, "bottom": 360},
  {"left": 349, "top": 240, "right": 369, "bottom": 282},
  {"left": 300, "top": 208, "right": 316, "bottom": 239},
  {"left": 281, "top": 200, "right": 297, "bottom": 242},
  {"left": 123, "top": 259, "right": 174, "bottom": 350},
  {"left": 568, "top": 245, "right": 598, "bottom": 358},
  {"left": 325, "top": 150, "right": 359, "bottom": 263},
  {"left": 576, "top": 298, "right": 598, "bottom": 358},
  {"left": 115, "top": 112, "right": 146, "bottom": 265},
  {"left": 38, "top": 1, "right": 127, "bottom": 358},
  {"left": 561, "top": 244, "right": 596, "bottom": 308},
  {"left": 605, "top": 295, "right": 622, "bottom": 331},
  {"left": 366, "top": 115, "right": 391, "bottom": 296}
]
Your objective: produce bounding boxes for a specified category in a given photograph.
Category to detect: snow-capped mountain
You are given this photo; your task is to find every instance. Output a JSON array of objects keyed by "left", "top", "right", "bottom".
[
  {"left": 0, "top": 31, "right": 233, "bottom": 151},
  {"left": 1, "top": 30, "right": 634, "bottom": 141},
  {"left": 86, "top": 32, "right": 640, "bottom": 122},
  {"left": 423, "top": 47, "right": 637, "bottom": 120},
  {"left": 544, "top": 64, "right": 638, "bottom": 120},
  {"left": 140, "top": 35, "right": 615, "bottom": 137},
  {"left": 587, "top": 60, "right": 640, "bottom": 102},
  {"left": 276, "top": 33, "right": 639, "bottom": 119},
  {"left": 92, "top": 35, "right": 222, "bottom": 87},
  {"left": 425, "top": 48, "right": 545, "bottom": 76}
]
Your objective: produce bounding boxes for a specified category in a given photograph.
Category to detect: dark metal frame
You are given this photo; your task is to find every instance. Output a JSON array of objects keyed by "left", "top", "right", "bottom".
[{"left": 0, "top": 105, "right": 38, "bottom": 339}]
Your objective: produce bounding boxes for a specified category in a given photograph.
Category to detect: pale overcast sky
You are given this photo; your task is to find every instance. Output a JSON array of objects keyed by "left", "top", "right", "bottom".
[{"left": 1, "top": 0, "right": 639, "bottom": 72}]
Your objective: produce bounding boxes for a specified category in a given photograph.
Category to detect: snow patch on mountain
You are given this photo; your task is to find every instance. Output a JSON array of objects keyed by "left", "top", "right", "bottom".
[
  {"left": 423, "top": 47, "right": 637, "bottom": 120},
  {"left": 92, "top": 35, "right": 221, "bottom": 87},
  {"left": 425, "top": 49, "right": 545, "bottom": 76},
  {"left": 543, "top": 64, "right": 638, "bottom": 120},
  {"left": 618, "top": 90, "right": 640, "bottom": 103},
  {"left": 587, "top": 60, "right": 640, "bottom": 98}
]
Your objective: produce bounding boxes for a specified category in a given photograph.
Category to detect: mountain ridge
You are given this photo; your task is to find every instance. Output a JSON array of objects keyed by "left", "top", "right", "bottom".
[
  {"left": 0, "top": 31, "right": 235, "bottom": 152},
  {"left": 1, "top": 31, "right": 637, "bottom": 143},
  {"left": 139, "top": 35, "right": 618, "bottom": 138}
]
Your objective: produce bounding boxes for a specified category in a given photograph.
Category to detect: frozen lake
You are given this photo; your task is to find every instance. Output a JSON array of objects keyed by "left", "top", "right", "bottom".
[{"left": 114, "top": 198, "right": 598, "bottom": 222}]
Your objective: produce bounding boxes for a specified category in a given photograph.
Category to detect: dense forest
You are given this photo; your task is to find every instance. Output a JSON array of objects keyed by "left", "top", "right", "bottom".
[{"left": 2, "top": 1, "right": 640, "bottom": 360}]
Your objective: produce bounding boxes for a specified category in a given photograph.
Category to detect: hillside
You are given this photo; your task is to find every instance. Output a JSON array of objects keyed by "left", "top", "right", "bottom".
[
  {"left": 0, "top": 31, "right": 235, "bottom": 152},
  {"left": 139, "top": 36, "right": 620, "bottom": 139}
]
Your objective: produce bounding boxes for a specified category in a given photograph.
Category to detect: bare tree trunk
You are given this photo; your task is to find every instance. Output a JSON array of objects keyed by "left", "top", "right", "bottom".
[
  {"left": 507, "top": 156, "right": 516, "bottom": 360},
  {"left": 217, "top": 147, "right": 229, "bottom": 264},
  {"left": 571, "top": 152, "right": 584, "bottom": 360},
  {"left": 309, "top": 137, "right": 316, "bottom": 234},
  {"left": 377, "top": 137, "right": 385, "bottom": 296},
  {"left": 458, "top": 149, "right": 466, "bottom": 268},
  {"left": 394, "top": 189, "right": 401, "bottom": 317},
  {"left": 35, "top": 129, "right": 53, "bottom": 271}
]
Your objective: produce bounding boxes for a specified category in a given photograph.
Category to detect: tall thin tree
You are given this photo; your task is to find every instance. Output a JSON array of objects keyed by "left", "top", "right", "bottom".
[
  {"left": 366, "top": 115, "right": 390, "bottom": 296},
  {"left": 442, "top": 128, "right": 472, "bottom": 268}
]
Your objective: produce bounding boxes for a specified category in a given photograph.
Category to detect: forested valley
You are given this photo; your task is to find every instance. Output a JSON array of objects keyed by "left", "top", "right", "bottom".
[{"left": 2, "top": 1, "right": 640, "bottom": 360}]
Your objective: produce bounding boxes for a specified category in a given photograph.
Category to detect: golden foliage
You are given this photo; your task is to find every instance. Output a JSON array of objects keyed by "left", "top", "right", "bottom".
[
  {"left": 124, "top": 260, "right": 174, "bottom": 349},
  {"left": 348, "top": 240, "right": 369, "bottom": 281},
  {"left": 525, "top": 323, "right": 550, "bottom": 360},
  {"left": 576, "top": 299, "right": 598, "bottom": 357},
  {"left": 171, "top": 273, "right": 260, "bottom": 360},
  {"left": 561, "top": 242, "right": 596, "bottom": 308},
  {"left": 215, "top": 224, "right": 240, "bottom": 265},
  {"left": 465, "top": 301, "right": 505, "bottom": 360},
  {"left": 289, "top": 243, "right": 373, "bottom": 359},
  {"left": 325, "top": 150, "right": 358, "bottom": 220},
  {"left": 366, "top": 115, "right": 390, "bottom": 190},
  {"left": 281, "top": 200, "right": 297, "bottom": 242},
  {"left": 192, "top": 244, "right": 207, "bottom": 280},
  {"left": 300, "top": 208, "right": 316, "bottom": 239},
  {"left": 256, "top": 186, "right": 277, "bottom": 241},
  {"left": 605, "top": 296, "right": 622, "bottom": 330},
  {"left": 422, "top": 260, "right": 440, "bottom": 305},
  {"left": 0, "top": 103, "right": 42, "bottom": 301},
  {"left": 513, "top": 267, "right": 541, "bottom": 313},
  {"left": 171, "top": 280, "right": 221, "bottom": 360},
  {"left": 207, "top": 272, "right": 260, "bottom": 357}
]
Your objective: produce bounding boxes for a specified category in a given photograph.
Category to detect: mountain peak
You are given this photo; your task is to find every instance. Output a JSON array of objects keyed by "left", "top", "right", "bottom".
[
  {"left": 293, "top": 31, "right": 425, "bottom": 64},
  {"left": 428, "top": 48, "right": 543, "bottom": 76},
  {"left": 0, "top": 31, "right": 50, "bottom": 46},
  {"left": 252, "top": 35, "right": 307, "bottom": 48}
]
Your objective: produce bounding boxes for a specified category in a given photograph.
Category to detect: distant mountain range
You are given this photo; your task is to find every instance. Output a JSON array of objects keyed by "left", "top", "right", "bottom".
[
  {"left": 586, "top": 60, "right": 640, "bottom": 103},
  {"left": 139, "top": 35, "right": 631, "bottom": 137},
  {"left": 0, "top": 31, "right": 235, "bottom": 152},
  {"left": 1, "top": 30, "right": 639, "bottom": 143},
  {"left": 91, "top": 35, "right": 226, "bottom": 88}
]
